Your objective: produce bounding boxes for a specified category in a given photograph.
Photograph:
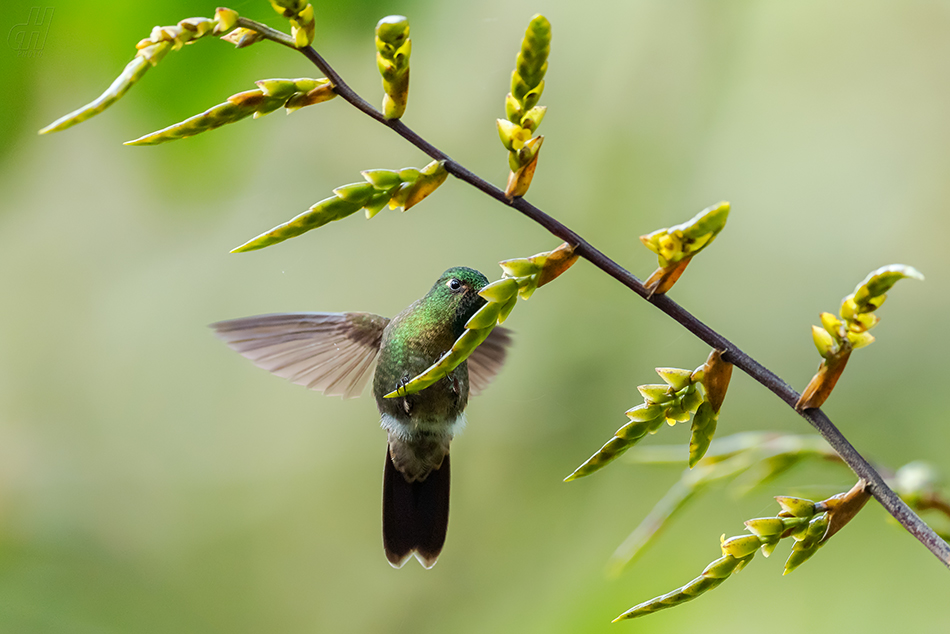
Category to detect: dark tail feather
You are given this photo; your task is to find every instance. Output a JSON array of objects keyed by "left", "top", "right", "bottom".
[{"left": 382, "top": 447, "right": 450, "bottom": 569}]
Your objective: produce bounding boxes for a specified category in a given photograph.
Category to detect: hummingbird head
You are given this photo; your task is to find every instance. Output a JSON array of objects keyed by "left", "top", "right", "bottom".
[{"left": 425, "top": 266, "right": 490, "bottom": 336}]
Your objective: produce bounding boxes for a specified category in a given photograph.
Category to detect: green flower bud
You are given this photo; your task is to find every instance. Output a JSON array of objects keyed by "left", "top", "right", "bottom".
[
  {"left": 775, "top": 496, "right": 816, "bottom": 518},
  {"left": 363, "top": 192, "right": 393, "bottom": 219},
  {"left": 213, "top": 8, "right": 239, "bottom": 33},
  {"left": 820, "top": 312, "right": 843, "bottom": 338},
  {"left": 479, "top": 278, "right": 520, "bottom": 303},
  {"left": 332, "top": 182, "right": 377, "bottom": 205},
  {"left": 720, "top": 534, "right": 761, "bottom": 558},
  {"left": 124, "top": 77, "right": 336, "bottom": 146},
  {"left": 625, "top": 403, "right": 666, "bottom": 422},
  {"left": 613, "top": 553, "right": 749, "bottom": 621},
  {"left": 784, "top": 512, "right": 829, "bottom": 575},
  {"left": 361, "top": 169, "right": 403, "bottom": 189},
  {"left": 520, "top": 105, "right": 547, "bottom": 133},
  {"left": 846, "top": 330, "right": 875, "bottom": 350},
  {"left": 498, "top": 258, "right": 541, "bottom": 278},
  {"left": 663, "top": 401, "right": 691, "bottom": 424},
  {"left": 680, "top": 385, "right": 704, "bottom": 413},
  {"left": 255, "top": 78, "right": 297, "bottom": 99},
  {"left": 397, "top": 167, "right": 421, "bottom": 182},
  {"left": 812, "top": 325, "right": 837, "bottom": 359},
  {"left": 465, "top": 301, "right": 503, "bottom": 330},
  {"left": 639, "top": 202, "right": 730, "bottom": 295},
  {"left": 496, "top": 119, "right": 524, "bottom": 152},
  {"left": 655, "top": 367, "right": 693, "bottom": 391},
  {"left": 638, "top": 384, "right": 673, "bottom": 404},
  {"left": 376, "top": 15, "right": 411, "bottom": 119},
  {"left": 222, "top": 27, "right": 265, "bottom": 49},
  {"left": 743, "top": 517, "right": 786, "bottom": 537}
]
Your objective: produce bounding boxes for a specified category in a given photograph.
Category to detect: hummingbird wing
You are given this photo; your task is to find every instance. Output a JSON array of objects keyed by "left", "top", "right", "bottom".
[
  {"left": 211, "top": 312, "right": 389, "bottom": 399},
  {"left": 467, "top": 326, "right": 513, "bottom": 396}
]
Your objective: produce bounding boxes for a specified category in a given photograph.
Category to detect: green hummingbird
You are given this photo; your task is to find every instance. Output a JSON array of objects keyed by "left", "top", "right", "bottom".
[{"left": 211, "top": 267, "right": 511, "bottom": 568}]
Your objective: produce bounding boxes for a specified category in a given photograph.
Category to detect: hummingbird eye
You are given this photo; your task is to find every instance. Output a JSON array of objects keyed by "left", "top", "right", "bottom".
[{"left": 447, "top": 278, "right": 462, "bottom": 291}]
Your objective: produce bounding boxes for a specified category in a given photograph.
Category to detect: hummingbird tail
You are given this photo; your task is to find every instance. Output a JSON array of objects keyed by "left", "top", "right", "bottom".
[{"left": 382, "top": 445, "right": 450, "bottom": 569}]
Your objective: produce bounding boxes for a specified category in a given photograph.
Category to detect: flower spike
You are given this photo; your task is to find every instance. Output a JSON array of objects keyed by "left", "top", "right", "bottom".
[
  {"left": 124, "top": 78, "right": 335, "bottom": 146},
  {"left": 640, "top": 201, "right": 729, "bottom": 296},
  {"left": 268, "top": 0, "right": 315, "bottom": 48},
  {"left": 376, "top": 16, "right": 411, "bottom": 119},
  {"left": 232, "top": 160, "right": 447, "bottom": 253},
  {"left": 797, "top": 264, "right": 923, "bottom": 410},
  {"left": 38, "top": 9, "right": 239, "bottom": 135},
  {"left": 499, "top": 15, "right": 551, "bottom": 198}
]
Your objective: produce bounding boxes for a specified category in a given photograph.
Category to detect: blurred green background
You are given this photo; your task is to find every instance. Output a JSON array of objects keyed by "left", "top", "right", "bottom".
[{"left": 2, "top": 0, "right": 949, "bottom": 631}]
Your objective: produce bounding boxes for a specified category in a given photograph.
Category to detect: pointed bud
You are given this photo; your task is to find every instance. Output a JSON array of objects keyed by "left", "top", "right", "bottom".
[
  {"left": 332, "top": 182, "right": 376, "bottom": 205},
  {"left": 479, "top": 278, "right": 520, "bottom": 303},
  {"left": 222, "top": 27, "right": 264, "bottom": 48},
  {"left": 255, "top": 78, "right": 298, "bottom": 99},
  {"left": 638, "top": 384, "right": 673, "bottom": 404},
  {"left": 784, "top": 513, "right": 829, "bottom": 575},
  {"left": 655, "top": 368, "right": 693, "bottom": 391},
  {"left": 612, "top": 420, "right": 646, "bottom": 442},
  {"left": 465, "top": 301, "right": 503, "bottom": 330},
  {"left": 497, "top": 119, "right": 525, "bottom": 152},
  {"left": 499, "top": 258, "right": 541, "bottom": 278},
  {"left": 625, "top": 403, "right": 665, "bottom": 422},
  {"left": 639, "top": 230, "right": 663, "bottom": 255},
  {"left": 743, "top": 517, "right": 786, "bottom": 537},
  {"left": 812, "top": 325, "right": 837, "bottom": 359},
  {"left": 520, "top": 105, "right": 547, "bottom": 133},
  {"left": 720, "top": 535, "right": 761, "bottom": 559},
  {"left": 505, "top": 93, "right": 524, "bottom": 122},
  {"left": 213, "top": 8, "right": 240, "bottom": 33},
  {"left": 497, "top": 292, "right": 519, "bottom": 324},
  {"left": 363, "top": 192, "right": 392, "bottom": 219},
  {"left": 663, "top": 401, "right": 691, "bottom": 424},
  {"left": 775, "top": 496, "right": 816, "bottom": 518},
  {"left": 398, "top": 167, "right": 421, "bottom": 183},
  {"left": 820, "top": 312, "right": 843, "bottom": 338},
  {"left": 361, "top": 169, "right": 403, "bottom": 189},
  {"left": 846, "top": 330, "right": 875, "bottom": 350},
  {"left": 700, "top": 554, "right": 742, "bottom": 578},
  {"left": 681, "top": 385, "right": 704, "bottom": 413}
]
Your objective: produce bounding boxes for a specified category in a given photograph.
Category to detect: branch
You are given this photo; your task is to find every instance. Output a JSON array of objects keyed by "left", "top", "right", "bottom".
[{"left": 243, "top": 24, "right": 950, "bottom": 567}]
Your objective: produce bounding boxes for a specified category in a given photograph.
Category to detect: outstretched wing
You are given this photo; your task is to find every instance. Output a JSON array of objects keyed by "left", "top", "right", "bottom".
[
  {"left": 211, "top": 312, "right": 390, "bottom": 399},
  {"left": 468, "top": 326, "right": 513, "bottom": 396}
]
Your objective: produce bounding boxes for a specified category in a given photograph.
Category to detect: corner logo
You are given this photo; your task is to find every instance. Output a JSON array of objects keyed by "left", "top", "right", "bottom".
[{"left": 8, "top": 7, "right": 54, "bottom": 58}]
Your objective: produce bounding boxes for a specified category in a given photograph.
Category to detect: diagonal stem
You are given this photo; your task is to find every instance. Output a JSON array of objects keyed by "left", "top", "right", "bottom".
[{"left": 241, "top": 20, "right": 950, "bottom": 567}]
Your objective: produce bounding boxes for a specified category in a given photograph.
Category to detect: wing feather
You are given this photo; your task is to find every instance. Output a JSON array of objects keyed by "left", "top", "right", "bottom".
[
  {"left": 468, "top": 326, "right": 513, "bottom": 396},
  {"left": 211, "top": 312, "right": 389, "bottom": 399}
]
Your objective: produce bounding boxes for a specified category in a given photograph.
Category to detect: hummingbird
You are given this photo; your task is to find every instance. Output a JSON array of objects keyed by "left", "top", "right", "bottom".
[{"left": 211, "top": 267, "right": 511, "bottom": 568}]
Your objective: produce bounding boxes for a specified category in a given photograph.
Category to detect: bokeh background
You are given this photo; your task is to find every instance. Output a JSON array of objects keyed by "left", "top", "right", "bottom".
[{"left": 2, "top": 0, "right": 949, "bottom": 631}]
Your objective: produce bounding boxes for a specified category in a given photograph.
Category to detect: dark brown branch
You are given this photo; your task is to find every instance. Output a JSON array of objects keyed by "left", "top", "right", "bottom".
[{"left": 242, "top": 21, "right": 950, "bottom": 567}]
